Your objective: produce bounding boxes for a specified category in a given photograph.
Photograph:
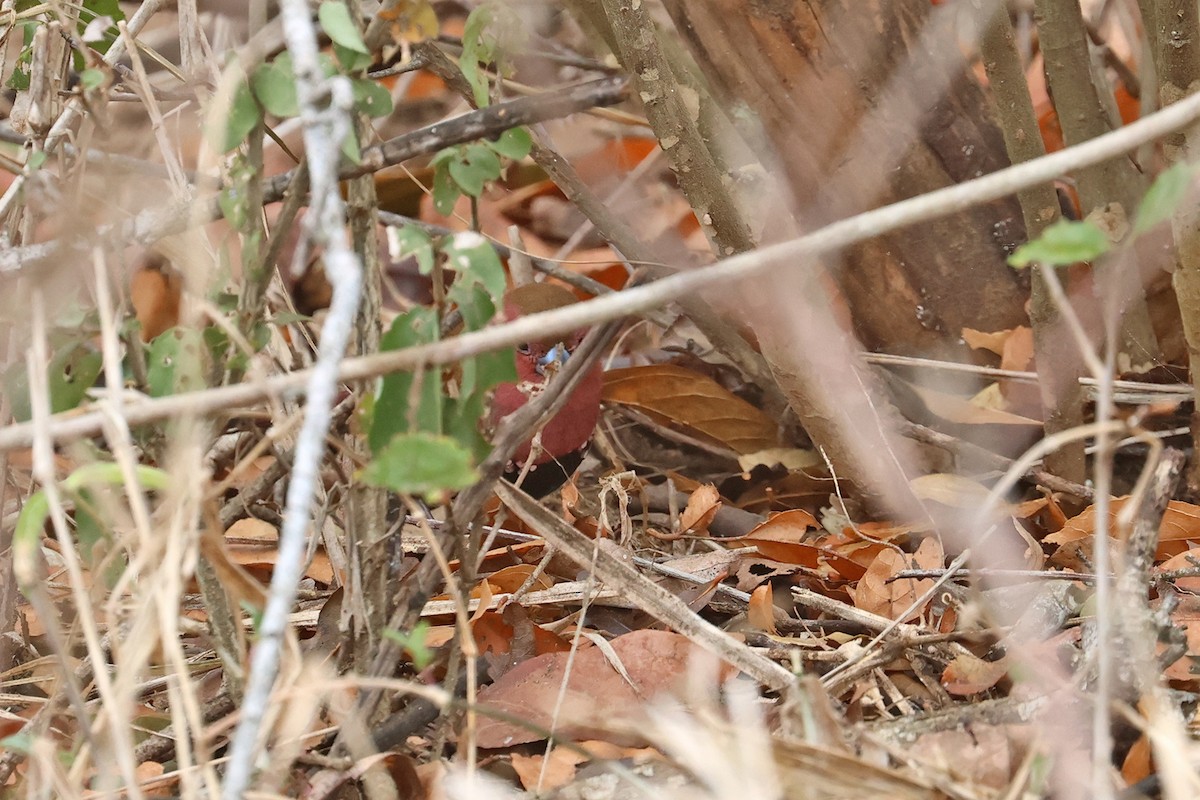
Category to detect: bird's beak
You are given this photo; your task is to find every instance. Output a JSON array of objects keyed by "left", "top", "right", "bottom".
[{"left": 535, "top": 343, "right": 569, "bottom": 376}]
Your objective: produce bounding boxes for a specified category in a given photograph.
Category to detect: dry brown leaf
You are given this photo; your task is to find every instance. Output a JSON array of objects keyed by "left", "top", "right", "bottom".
[
  {"left": 1121, "top": 733, "right": 1153, "bottom": 786},
  {"left": 748, "top": 583, "right": 779, "bottom": 635},
  {"left": 1000, "top": 326, "right": 1034, "bottom": 372},
  {"left": 510, "top": 749, "right": 587, "bottom": 792},
  {"left": 904, "top": 381, "right": 1043, "bottom": 427},
  {"left": 1162, "top": 601, "right": 1200, "bottom": 682},
  {"left": 474, "top": 630, "right": 728, "bottom": 748},
  {"left": 941, "top": 652, "right": 1009, "bottom": 695},
  {"left": 850, "top": 537, "right": 943, "bottom": 621},
  {"left": 962, "top": 326, "right": 1013, "bottom": 356},
  {"left": 130, "top": 262, "right": 181, "bottom": 342},
  {"left": 225, "top": 517, "right": 335, "bottom": 585},
  {"left": 1047, "top": 497, "right": 1200, "bottom": 561},
  {"left": 911, "top": 725, "right": 1017, "bottom": 789},
  {"left": 602, "top": 364, "right": 779, "bottom": 454},
  {"left": 678, "top": 484, "right": 722, "bottom": 535},
  {"left": 909, "top": 473, "right": 993, "bottom": 509},
  {"left": 483, "top": 564, "right": 555, "bottom": 594},
  {"left": 728, "top": 510, "right": 821, "bottom": 567}
]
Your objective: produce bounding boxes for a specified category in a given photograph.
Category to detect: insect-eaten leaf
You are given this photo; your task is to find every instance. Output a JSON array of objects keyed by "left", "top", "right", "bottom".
[
  {"left": 351, "top": 77, "right": 394, "bottom": 118},
  {"left": 361, "top": 433, "right": 478, "bottom": 500},
  {"left": 386, "top": 225, "right": 436, "bottom": 274},
  {"left": 147, "top": 328, "right": 208, "bottom": 397},
  {"left": 1008, "top": 219, "right": 1109, "bottom": 268},
  {"left": 4, "top": 341, "right": 103, "bottom": 422},
  {"left": 490, "top": 127, "right": 532, "bottom": 160}
]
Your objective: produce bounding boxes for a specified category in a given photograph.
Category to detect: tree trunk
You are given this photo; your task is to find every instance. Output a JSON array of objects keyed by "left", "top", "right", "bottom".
[{"left": 662, "top": 0, "right": 1029, "bottom": 357}]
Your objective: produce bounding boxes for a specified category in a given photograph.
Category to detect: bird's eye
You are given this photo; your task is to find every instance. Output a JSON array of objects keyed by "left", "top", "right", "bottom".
[{"left": 516, "top": 343, "right": 532, "bottom": 356}]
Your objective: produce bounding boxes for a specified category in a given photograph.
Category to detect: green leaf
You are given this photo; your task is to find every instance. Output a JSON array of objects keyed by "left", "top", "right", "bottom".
[
  {"left": 383, "top": 621, "right": 436, "bottom": 670},
  {"left": 450, "top": 282, "right": 498, "bottom": 332},
  {"left": 6, "top": 340, "right": 108, "bottom": 422},
  {"left": 1134, "top": 162, "right": 1195, "bottom": 235},
  {"left": 0, "top": 732, "right": 33, "bottom": 755},
  {"left": 444, "top": 390, "right": 491, "bottom": 462},
  {"left": 219, "top": 80, "right": 262, "bottom": 153},
  {"left": 251, "top": 54, "right": 299, "bottom": 118},
  {"left": 430, "top": 146, "right": 459, "bottom": 167},
  {"left": 267, "top": 310, "right": 312, "bottom": 326},
  {"left": 467, "top": 142, "right": 502, "bottom": 179},
  {"left": 448, "top": 159, "right": 486, "bottom": 197},
  {"left": 78, "top": 68, "right": 105, "bottom": 91},
  {"left": 432, "top": 163, "right": 460, "bottom": 215},
  {"left": 146, "top": 328, "right": 208, "bottom": 397},
  {"left": 448, "top": 144, "right": 502, "bottom": 197},
  {"left": 369, "top": 308, "right": 443, "bottom": 454},
  {"left": 1008, "top": 219, "right": 1110, "bottom": 268},
  {"left": 442, "top": 231, "right": 507, "bottom": 303},
  {"left": 333, "top": 42, "right": 373, "bottom": 72},
  {"left": 25, "top": 151, "right": 47, "bottom": 172},
  {"left": 361, "top": 433, "right": 478, "bottom": 499},
  {"left": 489, "top": 126, "right": 532, "bottom": 160},
  {"left": 350, "top": 77, "right": 394, "bottom": 117},
  {"left": 319, "top": 1, "right": 369, "bottom": 54},
  {"left": 460, "top": 5, "right": 496, "bottom": 108},
  {"left": 80, "top": 0, "right": 124, "bottom": 52},
  {"left": 341, "top": 128, "right": 363, "bottom": 164},
  {"left": 388, "top": 226, "right": 436, "bottom": 274},
  {"left": 14, "top": 464, "right": 168, "bottom": 589},
  {"left": 7, "top": 65, "right": 29, "bottom": 91}
]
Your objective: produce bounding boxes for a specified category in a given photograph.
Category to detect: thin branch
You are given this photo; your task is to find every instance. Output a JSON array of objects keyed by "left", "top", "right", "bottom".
[
  {"left": 218, "top": 0, "right": 363, "bottom": 793},
  {"left": 0, "top": 77, "right": 630, "bottom": 275},
  {"left": 6, "top": 87, "right": 1200, "bottom": 453}
]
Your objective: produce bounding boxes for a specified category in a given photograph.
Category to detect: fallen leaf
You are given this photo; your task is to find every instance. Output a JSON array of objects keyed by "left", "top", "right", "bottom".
[
  {"left": 850, "top": 537, "right": 943, "bottom": 622},
  {"left": 678, "top": 484, "right": 722, "bottom": 535},
  {"left": 510, "top": 749, "right": 586, "bottom": 792},
  {"left": 748, "top": 584, "right": 779, "bottom": 635},
  {"left": 941, "top": 652, "right": 1009, "bottom": 695},
  {"left": 727, "top": 510, "right": 821, "bottom": 567},
  {"left": 603, "top": 364, "right": 780, "bottom": 454},
  {"left": 909, "top": 473, "right": 993, "bottom": 510},
  {"left": 475, "top": 630, "right": 727, "bottom": 748}
]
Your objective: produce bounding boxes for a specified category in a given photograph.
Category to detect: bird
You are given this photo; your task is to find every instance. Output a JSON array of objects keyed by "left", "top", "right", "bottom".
[{"left": 489, "top": 282, "right": 604, "bottom": 497}]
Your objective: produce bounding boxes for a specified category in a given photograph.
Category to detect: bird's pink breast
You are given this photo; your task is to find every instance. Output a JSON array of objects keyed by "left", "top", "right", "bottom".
[{"left": 491, "top": 363, "right": 604, "bottom": 467}]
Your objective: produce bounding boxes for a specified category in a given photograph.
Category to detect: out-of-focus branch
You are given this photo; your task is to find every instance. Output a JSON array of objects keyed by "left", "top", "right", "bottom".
[
  {"left": 5, "top": 86, "right": 1200, "bottom": 453},
  {"left": 977, "top": 2, "right": 1084, "bottom": 486},
  {"left": 218, "top": 0, "right": 363, "bottom": 794}
]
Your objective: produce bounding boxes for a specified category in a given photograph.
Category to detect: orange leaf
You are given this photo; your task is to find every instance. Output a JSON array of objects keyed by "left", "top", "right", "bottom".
[
  {"left": 748, "top": 584, "right": 778, "bottom": 635},
  {"left": 475, "top": 630, "right": 730, "bottom": 748},
  {"left": 850, "top": 538, "right": 943, "bottom": 622},
  {"left": 1047, "top": 498, "right": 1200, "bottom": 560},
  {"left": 726, "top": 510, "right": 822, "bottom": 567},
  {"left": 679, "top": 484, "right": 722, "bottom": 535},
  {"left": 130, "top": 263, "right": 181, "bottom": 342},
  {"left": 941, "top": 653, "right": 1009, "bottom": 696},
  {"left": 511, "top": 749, "right": 586, "bottom": 792}
]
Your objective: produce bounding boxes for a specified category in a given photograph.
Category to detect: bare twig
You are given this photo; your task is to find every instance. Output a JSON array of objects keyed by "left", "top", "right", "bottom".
[
  {"left": 494, "top": 481, "right": 797, "bottom": 691},
  {"left": 219, "top": 0, "right": 363, "bottom": 793},
  {"left": 6, "top": 88, "right": 1200, "bottom": 453}
]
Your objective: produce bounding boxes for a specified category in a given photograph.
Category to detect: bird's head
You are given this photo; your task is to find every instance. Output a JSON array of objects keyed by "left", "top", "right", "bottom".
[{"left": 502, "top": 283, "right": 587, "bottom": 382}]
